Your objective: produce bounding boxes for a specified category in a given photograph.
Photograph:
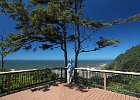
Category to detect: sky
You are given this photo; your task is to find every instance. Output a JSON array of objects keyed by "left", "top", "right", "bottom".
[{"left": 0, "top": 0, "right": 140, "bottom": 60}]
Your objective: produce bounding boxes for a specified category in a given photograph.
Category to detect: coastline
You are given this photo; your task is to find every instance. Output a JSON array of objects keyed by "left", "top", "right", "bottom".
[{"left": 2, "top": 60, "right": 112, "bottom": 70}]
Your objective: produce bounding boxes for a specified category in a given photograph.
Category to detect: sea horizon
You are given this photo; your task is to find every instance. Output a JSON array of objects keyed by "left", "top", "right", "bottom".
[{"left": 1, "top": 59, "right": 113, "bottom": 70}]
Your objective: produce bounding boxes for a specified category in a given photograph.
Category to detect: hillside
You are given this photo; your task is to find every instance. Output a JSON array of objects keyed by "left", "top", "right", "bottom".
[{"left": 106, "top": 44, "right": 140, "bottom": 72}]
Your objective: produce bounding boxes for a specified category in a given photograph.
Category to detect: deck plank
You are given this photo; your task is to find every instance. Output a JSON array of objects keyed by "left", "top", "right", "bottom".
[
  {"left": 120, "top": 94, "right": 126, "bottom": 100},
  {"left": 116, "top": 93, "right": 122, "bottom": 100},
  {"left": 92, "top": 89, "right": 107, "bottom": 100},
  {"left": 1, "top": 82, "right": 139, "bottom": 100},
  {"left": 107, "top": 91, "right": 115, "bottom": 100},
  {"left": 83, "top": 88, "right": 99, "bottom": 100},
  {"left": 87, "top": 88, "right": 103, "bottom": 100}
]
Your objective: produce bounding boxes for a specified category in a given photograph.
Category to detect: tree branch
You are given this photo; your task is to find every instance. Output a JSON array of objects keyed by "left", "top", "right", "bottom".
[{"left": 80, "top": 28, "right": 100, "bottom": 44}]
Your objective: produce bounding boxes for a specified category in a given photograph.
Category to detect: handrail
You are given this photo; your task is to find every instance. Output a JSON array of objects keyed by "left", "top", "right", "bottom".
[
  {"left": 0, "top": 67, "right": 64, "bottom": 75},
  {"left": 75, "top": 68, "right": 140, "bottom": 75}
]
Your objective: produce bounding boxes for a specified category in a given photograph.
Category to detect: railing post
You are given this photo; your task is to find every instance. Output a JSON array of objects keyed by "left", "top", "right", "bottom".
[
  {"left": 104, "top": 72, "right": 107, "bottom": 90},
  {"left": 74, "top": 69, "right": 77, "bottom": 83},
  {"left": 7, "top": 73, "right": 11, "bottom": 94},
  {"left": 65, "top": 68, "right": 67, "bottom": 82},
  {"left": 82, "top": 70, "right": 84, "bottom": 84},
  {"left": 60, "top": 67, "right": 62, "bottom": 80}
]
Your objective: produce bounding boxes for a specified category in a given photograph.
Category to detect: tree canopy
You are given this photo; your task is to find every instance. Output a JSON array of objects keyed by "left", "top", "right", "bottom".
[
  {"left": 0, "top": 1, "right": 119, "bottom": 53},
  {"left": 0, "top": 0, "right": 112, "bottom": 52},
  {"left": 0, "top": 0, "right": 140, "bottom": 68}
]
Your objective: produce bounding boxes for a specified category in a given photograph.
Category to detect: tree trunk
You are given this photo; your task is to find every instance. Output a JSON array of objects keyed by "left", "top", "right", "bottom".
[
  {"left": 64, "top": 50, "right": 67, "bottom": 67},
  {"left": 63, "top": 23, "right": 68, "bottom": 82},
  {"left": 1, "top": 54, "right": 4, "bottom": 69},
  {"left": 1, "top": 35, "right": 4, "bottom": 69},
  {"left": 74, "top": 51, "right": 79, "bottom": 82},
  {"left": 64, "top": 49, "right": 67, "bottom": 82},
  {"left": 74, "top": 51, "right": 79, "bottom": 68}
]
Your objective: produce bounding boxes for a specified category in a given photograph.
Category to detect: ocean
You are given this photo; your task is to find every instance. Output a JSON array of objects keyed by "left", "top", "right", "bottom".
[{"left": 1, "top": 60, "right": 113, "bottom": 70}]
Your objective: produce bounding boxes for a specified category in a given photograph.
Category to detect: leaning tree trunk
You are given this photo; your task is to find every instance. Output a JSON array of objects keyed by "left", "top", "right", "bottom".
[
  {"left": 1, "top": 35, "right": 4, "bottom": 69},
  {"left": 62, "top": 23, "right": 68, "bottom": 82},
  {"left": 1, "top": 53, "right": 4, "bottom": 69},
  {"left": 74, "top": 51, "right": 79, "bottom": 68},
  {"left": 74, "top": 50, "right": 79, "bottom": 82},
  {"left": 64, "top": 49, "right": 67, "bottom": 82},
  {"left": 64, "top": 50, "right": 67, "bottom": 67}
]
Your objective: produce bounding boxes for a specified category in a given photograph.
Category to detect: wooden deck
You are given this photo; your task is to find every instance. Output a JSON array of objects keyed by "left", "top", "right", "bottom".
[{"left": 1, "top": 82, "right": 139, "bottom": 100}]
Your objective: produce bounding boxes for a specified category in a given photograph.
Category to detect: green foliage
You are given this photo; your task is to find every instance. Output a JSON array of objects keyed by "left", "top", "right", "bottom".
[
  {"left": 0, "top": 68, "right": 10, "bottom": 72},
  {"left": 76, "top": 74, "right": 104, "bottom": 87},
  {"left": 89, "top": 75, "right": 104, "bottom": 86},
  {"left": 108, "top": 82, "right": 126, "bottom": 90},
  {"left": 95, "top": 37, "right": 121, "bottom": 49},
  {"left": 106, "top": 44, "right": 140, "bottom": 72},
  {"left": 107, "top": 74, "right": 140, "bottom": 95},
  {"left": 0, "top": 35, "right": 9, "bottom": 56},
  {"left": 122, "top": 14, "right": 140, "bottom": 23}
]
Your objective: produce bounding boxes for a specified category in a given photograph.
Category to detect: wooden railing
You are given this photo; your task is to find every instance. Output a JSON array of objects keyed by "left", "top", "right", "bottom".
[
  {"left": 1, "top": 67, "right": 140, "bottom": 98},
  {"left": 75, "top": 68, "right": 140, "bottom": 97},
  {"left": 0, "top": 67, "right": 66, "bottom": 97}
]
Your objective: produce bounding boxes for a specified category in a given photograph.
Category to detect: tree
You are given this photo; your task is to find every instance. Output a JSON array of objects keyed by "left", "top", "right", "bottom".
[
  {"left": 70, "top": 1, "right": 122, "bottom": 69},
  {"left": 69, "top": 1, "right": 140, "bottom": 69},
  {"left": 0, "top": 0, "right": 118, "bottom": 67},
  {"left": 0, "top": 0, "right": 140, "bottom": 70},
  {"left": 0, "top": 35, "right": 9, "bottom": 69},
  {"left": 0, "top": 35, "right": 5, "bottom": 68},
  {"left": 0, "top": 0, "right": 76, "bottom": 68}
]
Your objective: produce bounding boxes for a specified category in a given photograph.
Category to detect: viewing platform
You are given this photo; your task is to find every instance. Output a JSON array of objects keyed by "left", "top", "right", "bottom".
[
  {"left": 1, "top": 81, "right": 139, "bottom": 100},
  {"left": 0, "top": 67, "right": 140, "bottom": 100}
]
